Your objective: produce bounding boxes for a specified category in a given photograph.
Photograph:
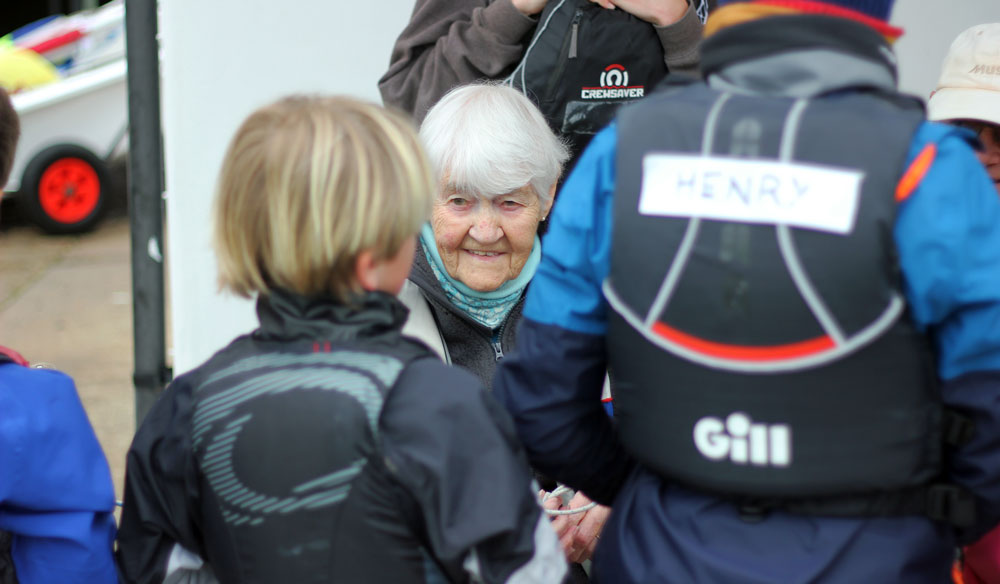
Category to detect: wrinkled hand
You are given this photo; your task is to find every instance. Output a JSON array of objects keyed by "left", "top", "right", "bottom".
[
  {"left": 587, "top": 0, "right": 689, "bottom": 27},
  {"left": 512, "top": 0, "right": 549, "bottom": 16},
  {"left": 541, "top": 491, "right": 611, "bottom": 563},
  {"left": 542, "top": 490, "right": 583, "bottom": 549}
]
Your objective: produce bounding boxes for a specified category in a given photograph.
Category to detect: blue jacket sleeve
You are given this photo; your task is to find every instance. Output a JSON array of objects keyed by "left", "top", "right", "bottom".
[
  {"left": 895, "top": 122, "right": 1000, "bottom": 539},
  {"left": 0, "top": 364, "right": 117, "bottom": 584},
  {"left": 520, "top": 124, "right": 617, "bottom": 335},
  {"left": 494, "top": 125, "right": 631, "bottom": 505}
]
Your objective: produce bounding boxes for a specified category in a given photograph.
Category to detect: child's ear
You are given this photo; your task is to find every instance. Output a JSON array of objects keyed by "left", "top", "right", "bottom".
[{"left": 354, "top": 250, "right": 380, "bottom": 292}]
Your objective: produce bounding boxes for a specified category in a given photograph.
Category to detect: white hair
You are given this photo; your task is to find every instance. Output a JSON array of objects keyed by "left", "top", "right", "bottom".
[{"left": 419, "top": 83, "right": 569, "bottom": 203}]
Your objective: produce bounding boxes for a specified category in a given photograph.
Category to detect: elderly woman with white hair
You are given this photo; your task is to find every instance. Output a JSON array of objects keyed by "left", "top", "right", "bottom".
[
  {"left": 401, "top": 82, "right": 566, "bottom": 390},
  {"left": 400, "top": 82, "right": 610, "bottom": 578}
]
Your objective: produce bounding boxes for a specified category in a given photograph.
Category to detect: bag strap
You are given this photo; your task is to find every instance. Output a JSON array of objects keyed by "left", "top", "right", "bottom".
[
  {"left": 0, "top": 346, "right": 28, "bottom": 367},
  {"left": 504, "top": 0, "right": 573, "bottom": 93}
]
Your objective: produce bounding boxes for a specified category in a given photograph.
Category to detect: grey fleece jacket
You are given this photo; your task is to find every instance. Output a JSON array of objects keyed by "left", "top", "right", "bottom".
[
  {"left": 406, "top": 240, "right": 523, "bottom": 392},
  {"left": 379, "top": 0, "right": 704, "bottom": 122}
]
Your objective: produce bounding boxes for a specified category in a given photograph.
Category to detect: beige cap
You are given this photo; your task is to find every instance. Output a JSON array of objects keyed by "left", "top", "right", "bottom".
[{"left": 927, "top": 23, "right": 1000, "bottom": 126}]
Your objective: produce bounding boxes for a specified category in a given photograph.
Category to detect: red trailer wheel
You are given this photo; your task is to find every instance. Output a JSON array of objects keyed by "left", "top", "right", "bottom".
[{"left": 20, "top": 144, "right": 109, "bottom": 234}]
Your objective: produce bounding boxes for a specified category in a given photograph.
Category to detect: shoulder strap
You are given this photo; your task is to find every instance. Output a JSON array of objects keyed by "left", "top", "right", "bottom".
[
  {"left": 398, "top": 280, "right": 451, "bottom": 364},
  {"left": 0, "top": 346, "right": 28, "bottom": 367},
  {"left": 504, "top": 0, "right": 576, "bottom": 93},
  {"left": 0, "top": 530, "right": 16, "bottom": 584}
]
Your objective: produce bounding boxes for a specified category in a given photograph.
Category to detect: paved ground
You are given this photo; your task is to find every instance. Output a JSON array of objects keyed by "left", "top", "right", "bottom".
[{"left": 1, "top": 185, "right": 138, "bottom": 501}]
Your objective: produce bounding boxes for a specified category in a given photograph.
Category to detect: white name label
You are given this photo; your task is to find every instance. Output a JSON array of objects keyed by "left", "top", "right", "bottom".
[{"left": 639, "top": 154, "right": 865, "bottom": 235}]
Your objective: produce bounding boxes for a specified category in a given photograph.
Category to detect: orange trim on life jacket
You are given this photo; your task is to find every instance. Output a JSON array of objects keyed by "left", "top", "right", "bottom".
[
  {"left": 952, "top": 559, "right": 965, "bottom": 584},
  {"left": 750, "top": 0, "right": 903, "bottom": 41},
  {"left": 703, "top": 4, "right": 799, "bottom": 37},
  {"left": 651, "top": 322, "right": 836, "bottom": 361},
  {"left": 895, "top": 144, "right": 937, "bottom": 203}
]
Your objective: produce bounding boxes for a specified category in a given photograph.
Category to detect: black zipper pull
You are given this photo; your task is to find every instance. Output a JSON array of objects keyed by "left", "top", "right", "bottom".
[
  {"left": 492, "top": 323, "right": 507, "bottom": 361},
  {"left": 568, "top": 10, "right": 582, "bottom": 59}
]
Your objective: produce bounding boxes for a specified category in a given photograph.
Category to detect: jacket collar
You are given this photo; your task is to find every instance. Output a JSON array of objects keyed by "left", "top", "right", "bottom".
[
  {"left": 254, "top": 287, "right": 408, "bottom": 344},
  {"left": 701, "top": 15, "right": 899, "bottom": 98},
  {"left": 408, "top": 239, "right": 520, "bottom": 334},
  {"left": 408, "top": 239, "right": 445, "bottom": 304},
  {"left": 409, "top": 238, "right": 475, "bottom": 320}
]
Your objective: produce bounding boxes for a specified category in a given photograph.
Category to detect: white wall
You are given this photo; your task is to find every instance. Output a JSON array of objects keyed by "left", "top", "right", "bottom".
[
  {"left": 893, "top": 0, "right": 1000, "bottom": 98},
  {"left": 162, "top": 0, "right": 415, "bottom": 374},
  {"left": 162, "top": 0, "right": 1000, "bottom": 375}
]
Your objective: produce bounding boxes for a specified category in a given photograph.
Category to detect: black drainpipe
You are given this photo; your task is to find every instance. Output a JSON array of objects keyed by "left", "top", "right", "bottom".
[{"left": 125, "top": 0, "right": 170, "bottom": 425}]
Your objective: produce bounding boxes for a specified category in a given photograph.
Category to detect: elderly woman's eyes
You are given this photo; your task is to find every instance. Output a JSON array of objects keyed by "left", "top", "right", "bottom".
[
  {"left": 499, "top": 199, "right": 523, "bottom": 210},
  {"left": 447, "top": 197, "right": 471, "bottom": 207}
]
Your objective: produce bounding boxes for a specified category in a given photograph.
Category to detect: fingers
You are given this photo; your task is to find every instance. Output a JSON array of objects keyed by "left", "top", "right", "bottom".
[
  {"left": 541, "top": 490, "right": 581, "bottom": 542},
  {"left": 541, "top": 489, "right": 561, "bottom": 511},
  {"left": 552, "top": 505, "right": 585, "bottom": 539},
  {"left": 573, "top": 503, "right": 607, "bottom": 547},
  {"left": 570, "top": 504, "right": 611, "bottom": 562},
  {"left": 561, "top": 530, "right": 580, "bottom": 560},
  {"left": 555, "top": 493, "right": 601, "bottom": 563},
  {"left": 587, "top": 0, "right": 617, "bottom": 9},
  {"left": 540, "top": 489, "right": 612, "bottom": 563},
  {"left": 511, "top": 0, "right": 550, "bottom": 16},
  {"left": 551, "top": 513, "right": 575, "bottom": 540}
]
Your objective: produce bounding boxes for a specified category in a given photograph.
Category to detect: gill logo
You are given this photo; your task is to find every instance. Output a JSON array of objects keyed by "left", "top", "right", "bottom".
[{"left": 693, "top": 412, "right": 792, "bottom": 467}]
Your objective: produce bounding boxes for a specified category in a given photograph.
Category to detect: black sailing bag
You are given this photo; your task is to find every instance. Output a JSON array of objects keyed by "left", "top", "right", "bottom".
[
  {"left": 506, "top": 0, "right": 669, "bottom": 167},
  {"left": 0, "top": 349, "right": 18, "bottom": 584}
]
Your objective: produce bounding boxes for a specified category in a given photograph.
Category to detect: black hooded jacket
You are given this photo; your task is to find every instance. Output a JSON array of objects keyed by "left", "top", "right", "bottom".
[{"left": 115, "top": 289, "right": 565, "bottom": 584}]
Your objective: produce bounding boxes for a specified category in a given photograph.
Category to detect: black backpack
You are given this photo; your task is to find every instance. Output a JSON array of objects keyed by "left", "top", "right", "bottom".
[
  {"left": 0, "top": 350, "right": 18, "bottom": 584},
  {"left": 506, "top": 0, "right": 673, "bottom": 170},
  {"left": 0, "top": 531, "right": 15, "bottom": 584}
]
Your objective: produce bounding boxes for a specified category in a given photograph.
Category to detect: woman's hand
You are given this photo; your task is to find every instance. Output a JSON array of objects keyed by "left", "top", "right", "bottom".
[
  {"left": 512, "top": 0, "right": 549, "bottom": 16},
  {"left": 565, "top": 493, "right": 610, "bottom": 563},
  {"left": 587, "top": 0, "right": 689, "bottom": 27},
  {"left": 542, "top": 490, "right": 611, "bottom": 563},
  {"left": 541, "top": 490, "right": 581, "bottom": 545}
]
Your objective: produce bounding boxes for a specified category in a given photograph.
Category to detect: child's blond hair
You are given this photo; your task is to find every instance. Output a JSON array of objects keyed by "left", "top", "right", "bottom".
[{"left": 213, "top": 95, "right": 433, "bottom": 301}]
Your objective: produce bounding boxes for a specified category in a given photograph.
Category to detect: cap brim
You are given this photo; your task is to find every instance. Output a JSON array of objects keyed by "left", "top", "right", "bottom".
[{"left": 927, "top": 87, "right": 1000, "bottom": 126}]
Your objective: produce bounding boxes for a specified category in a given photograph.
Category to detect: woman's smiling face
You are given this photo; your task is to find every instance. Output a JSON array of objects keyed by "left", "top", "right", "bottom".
[{"left": 430, "top": 183, "right": 550, "bottom": 292}]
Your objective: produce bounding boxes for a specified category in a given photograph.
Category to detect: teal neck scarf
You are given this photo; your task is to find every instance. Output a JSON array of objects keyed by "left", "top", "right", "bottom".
[{"left": 420, "top": 223, "right": 540, "bottom": 330}]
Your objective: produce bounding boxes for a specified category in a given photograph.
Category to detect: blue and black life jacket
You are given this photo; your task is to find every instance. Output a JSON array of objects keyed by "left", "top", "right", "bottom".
[{"left": 604, "top": 80, "right": 975, "bottom": 525}]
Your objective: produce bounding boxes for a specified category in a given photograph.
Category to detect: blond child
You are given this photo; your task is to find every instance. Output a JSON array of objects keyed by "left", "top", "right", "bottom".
[{"left": 115, "top": 96, "right": 566, "bottom": 584}]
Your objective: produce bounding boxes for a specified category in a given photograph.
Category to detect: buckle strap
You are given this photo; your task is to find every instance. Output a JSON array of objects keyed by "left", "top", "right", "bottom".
[
  {"left": 943, "top": 410, "right": 976, "bottom": 447},
  {"left": 925, "top": 484, "right": 976, "bottom": 527},
  {"left": 738, "top": 484, "right": 977, "bottom": 527}
]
